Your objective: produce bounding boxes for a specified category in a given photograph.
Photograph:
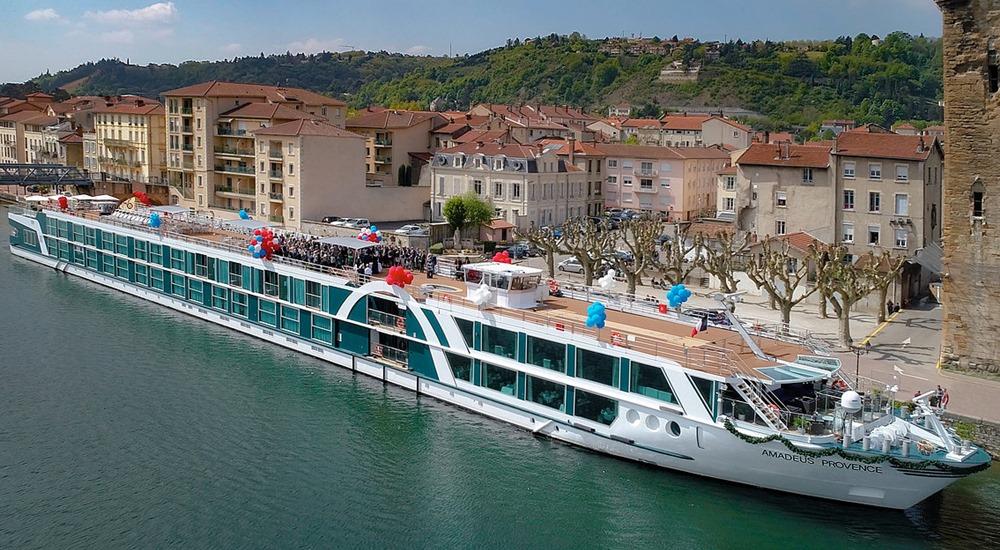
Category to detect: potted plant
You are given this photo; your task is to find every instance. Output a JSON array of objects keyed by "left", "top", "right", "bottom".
[{"left": 792, "top": 415, "right": 810, "bottom": 434}]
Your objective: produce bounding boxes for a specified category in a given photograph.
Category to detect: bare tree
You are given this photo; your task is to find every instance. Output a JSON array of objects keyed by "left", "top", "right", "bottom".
[
  {"left": 744, "top": 236, "right": 818, "bottom": 329},
  {"left": 609, "top": 217, "right": 661, "bottom": 294},
  {"left": 869, "top": 253, "right": 907, "bottom": 323},
  {"left": 657, "top": 223, "right": 699, "bottom": 286},
  {"left": 696, "top": 229, "right": 750, "bottom": 294},
  {"left": 517, "top": 224, "right": 562, "bottom": 278},
  {"left": 560, "top": 218, "right": 614, "bottom": 286},
  {"left": 813, "top": 245, "right": 894, "bottom": 348}
]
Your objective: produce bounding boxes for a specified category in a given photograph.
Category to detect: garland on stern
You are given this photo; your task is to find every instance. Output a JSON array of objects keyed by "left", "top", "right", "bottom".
[{"left": 723, "top": 419, "right": 989, "bottom": 474}]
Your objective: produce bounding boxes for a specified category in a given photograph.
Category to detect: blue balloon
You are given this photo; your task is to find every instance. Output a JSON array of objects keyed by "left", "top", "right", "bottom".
[
  {"left": 370, "top": 225, "right": 378, "bottom": 232},
  {"left": 239, "top": 209, "right": 249, "bottom": 220},
  {"left": 255, "top": 235, "right": 264, "bottom": 243},
  {"left": 596, "top": 320, "right": 606, "bottom": 329},
  {"left": 247, "top": 245, "right": 255, "bottom": 252}
]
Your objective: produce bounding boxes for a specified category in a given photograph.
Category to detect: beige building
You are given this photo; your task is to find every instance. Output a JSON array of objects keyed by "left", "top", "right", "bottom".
[
  {"left": 162, "top": 80, "right": 347, "bottom": 218},
  {"left": 600, "top": 144, "right": 731, "bottom": 221},
  {"left": 22, "top": 116, "right": 61, "bottom": 164},
  {"left": 346, "top": 108, "right": 446, "bottom": 187},
  {"left": 536, "top": 138, "right": 606, "bottom": 217},
  {"left": 619, "top": 114, "right": 751, "bottom": 149},
  {"left": 93, "top": 99, "right": 167, "bottom": 185},
  {"left": 716, "top": 165, "right": 738, "bottom": 221},
  {"left": 430, "top": 141, "right": 589, "bottom": 229}
]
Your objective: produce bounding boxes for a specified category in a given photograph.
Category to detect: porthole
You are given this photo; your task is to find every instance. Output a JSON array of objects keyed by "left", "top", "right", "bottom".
[
  {"left": 668, "top": 421, "right": 681, "bottom": 437},
  {"left": 625, "top": 409, "right": 641, "bottom": 425},
  {"left": 644, "top": 415, "right": 660, "bottom": 431}
]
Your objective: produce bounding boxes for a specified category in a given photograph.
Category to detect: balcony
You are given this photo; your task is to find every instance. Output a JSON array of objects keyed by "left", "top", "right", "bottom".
[
  {"left": 216, "top": 127, "right": 249, "bottom": 137},
  {"left": 374, "top": 156, "right": 392, "bottom": 164},
  {"left": 636, "top": 184, "right": 657, "bottom": 193},
  {"left": 215, "top": 186, "right": 255, "bottom": 198},
  {"left": 268, "top": 214, "right": 284, "bottom": 223},
  {"left": 214, "top": 164, "right": 254, "bottom": 175},
  {"left": 181, "top": 125, "right": 193, "bottom": 134},
  {"left": 268, "top": 192, "right": 283, "bottom": 201},
  {"left": 182, "top": 143, "right": 193, "bottom": 152},
  {"left": 374, "top": 138, "right": 393, "bottom": 147},
  {"left": 635, "top": 168, "right": 658, "bottom": 177},
  {"left": 269, "top": 170, "right": 283, "bottom": 179},
  {"left": 268, "top": 150, "right": 283, "bottom": 160},
  {"left": 368, "top": 309, "right": 407, "bottom": 334},
  {"left": 170, "top": 181, "right": 194, "bottom": 199},
  {"left": 214, "top": 145, "right": 254, "bottom": 157},
  {"left": 104, "top": 138, "right": 132, "bottom": 148},
  {"left": 180, "top": 107, "right": 193, "bottom": 115},
  {"left": 372, "top": 343, "right": 407, "bottom": 366},
  {"left": 209, "top": 202, "right": 240, "bottom": 212}
]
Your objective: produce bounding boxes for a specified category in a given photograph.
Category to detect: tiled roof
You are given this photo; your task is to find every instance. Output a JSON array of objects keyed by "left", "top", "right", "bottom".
[
  {"left": 536, "top": 138, "right": 606, "bottom": 157},
  {"left": 833, "top": 132, "right": 937, "bottom": 161},
  {"left": 671, "top": 146, "right": 732, "bottom": 159},
  {"left": 736, "top": 143, "right": 832, "bottom": 168},
  {"left": 21, "top": 115, "right": 60, "bottom": 127},
  {"left": 717, "top": 165, "right": 737, "bottom": 175},
  {"left": 433, "top": 121, "right": 471, "bottom": 135},
  {"left": 454, "top": 128, "right": 512, "bottom": 144},
  {"left": 251, "top": 119, "right": 361, "bottom": 138},
  {"left": 620, "top": 118, "right": 663, "bottom": 129},
  {"left": 0, "top": 111, "right": 54, "bottom": 123},
  {"left": 710, "top": 116, "right": 751, "bottom": 132},
  {"left": 438, "top": 141, "right": 539, "bottom": 158},
  {"left": 346, "top": 109, "right": 443, "bottom": 129},
  {"left": 162, "top": 80, "right": 345, "bottom": 106},
  {"left": 94, "top": 101, "right": 164, "bottom": 116},
  {"left": 219, "top": 102, "right": 317, "bottom": 120},
  {"left": 597, "top": 143, "right": 684, "bottom": 160},
  {"left": 771, "top": 231, "right": 826, "bottom": 253},
  {"left": 660, "top": 114, "right": 713, "bottom": 131},
  {"left": 58, "top": 132, "right": 83, "bottom": 143}
]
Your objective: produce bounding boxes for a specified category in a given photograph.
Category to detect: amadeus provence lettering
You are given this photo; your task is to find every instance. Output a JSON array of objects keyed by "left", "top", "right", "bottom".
[{"left": 762, "top": 449, "right": 883, "bottom": 473}]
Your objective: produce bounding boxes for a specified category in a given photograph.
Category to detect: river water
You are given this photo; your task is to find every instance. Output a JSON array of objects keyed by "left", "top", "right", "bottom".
[{"left": 1, "top": 206, "right": 997, "bottom": 549}]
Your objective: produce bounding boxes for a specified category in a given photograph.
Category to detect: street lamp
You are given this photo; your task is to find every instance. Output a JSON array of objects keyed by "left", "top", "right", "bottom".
[{"left": 851, "top": 341, "right": 873, "bottom": 388}]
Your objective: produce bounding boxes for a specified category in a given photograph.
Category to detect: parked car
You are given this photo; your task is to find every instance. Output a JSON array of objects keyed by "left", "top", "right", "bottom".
[
  {"left": 321, "top": 216, "right": 342, "bottom": 224},
  {"left": 345, "top": 218, "right": 371, "bottom": 229},
  {"left": 605, "top": 208, "right": 623, "bottom": 217},
  {"left": 557, "top": 257, "right": 584, "bottom": 273},
  {"left": 394, "top": 224, "right": 427, "bottom": 236},
  {"left": 681, "top": 307, "right": 731, "bottom": 326},
  {"left": 540, "top": 225, "right": 563, "bottom": 239},
  {"left": 330, "top": 218, "right": 354, "bottom": 227},
  {"left": 516, "top": 241, "right": 543, "bottom": 257}
]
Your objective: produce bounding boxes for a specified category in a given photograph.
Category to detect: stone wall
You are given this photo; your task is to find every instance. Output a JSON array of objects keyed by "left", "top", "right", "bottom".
[
  {"left": 943, "top": 412, "right": 1000, "bottom": 458},
  {"left": 935, "top": 0, "right": 1000, "bottom": 374}
]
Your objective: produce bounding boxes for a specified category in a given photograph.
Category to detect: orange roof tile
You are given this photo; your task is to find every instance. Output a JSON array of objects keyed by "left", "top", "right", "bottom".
[
  {"left": 93, "top": 101, "right": 164, "bottom": 116},
  {"left": 346, "top": 109, "right": 443, "bottom": 129},
  {"left": 251, "top": 119, "right": 361, "bottom": 138},
  {"left": 163, "top": 80, "right": 345, "bottom": 106},
  {"left": 833, "top": 132, "right": 937, "bottom": 161},
  {"left": 737, "top": 143, "right": 831, "bottom": 169},
  {"left": 219, "top": 102, "right": 317, "bottom": 120}
]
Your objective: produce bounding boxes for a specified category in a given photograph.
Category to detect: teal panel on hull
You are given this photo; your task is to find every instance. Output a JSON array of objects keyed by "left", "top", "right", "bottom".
[
  {"left": 407, "top": 342, "right": 438, "bottom": 380},
  {"left": 348, "top": 300, "right": 367, "bottom": 323},
  {"left": 339, "top": 321, "right": 369, "bottom": 355},
  {"left": 405, "top": 309, "right": 426, "bottom": 341},
  {"left": 422, "top": 309, "right": 448, "bottom": 347},
  {"left": 327, "top": 286, "right": 350, "bottom": 314}
]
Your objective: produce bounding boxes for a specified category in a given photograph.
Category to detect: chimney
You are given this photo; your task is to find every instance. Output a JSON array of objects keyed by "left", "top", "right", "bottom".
[
  {"left": 763, "top": 130, "right": 770, "bottom": 144},
  {"left": 918, "top": 135, "right": 926, "bottom": 153},
  {"left": 567, "top": 136, "right": 576, "bottom": 165},
  {"left": 136, "top": 99, "right": 144, "bottom": 107},
  {"left": 778, "top": 141, "right": 791, "bottom": 160}
]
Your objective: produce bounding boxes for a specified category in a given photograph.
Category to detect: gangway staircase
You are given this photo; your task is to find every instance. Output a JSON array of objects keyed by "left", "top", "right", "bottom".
[{"left": 732, "top": 377, "right": 788, "bottom": 431}]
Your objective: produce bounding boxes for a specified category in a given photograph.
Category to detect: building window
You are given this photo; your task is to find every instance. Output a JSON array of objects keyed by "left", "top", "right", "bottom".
[
  {"left": 869, "top": 191, "right": 881, "bottom": 213},
  {"left": 437, "top": 176, "right": 444, "bottom": 195},
  {"left": 895, "top": 164, "right": 909, "bottom": 182},
  {"left": 869, "top": 163, "right": 882, "bottom": 180},
  {"left": 843, "top": 162, "right": 855, "bottom": 179},
  {"left": 512, "top": 182, "right": 521, "bottom": 199},
  {"left": 894, "top": 229, "right": 908, "bottom": 249},
  {"left": 608, "top": 159, "right": 618, "bottom": 168},
  {"left": 894, "top": 194, "right": 909, "bottom": 216},
  {"left": 623, "top": 177, "right": 632, "bottom": 187},
  {"left": 868, "top": 225, "right": 881, "bottom": 245},
  {"left": 843, "top": 189, "right": 855, "bottom": 210},
  {"left": 607, "top": 176, "right": 617, "bottom": 185},
  {"left": 493, "top": 182, "right": 503, "bottom": 199},
  {"left": 973, "top": 191, "right": 985, "bottom": 218},
  {"left": 473, "top": 180, "right": 483, "bottom": 195},
  {"left": 775, "top": 192, "right": 787, "bottom": 207},
  {"left": 640, "top": 179, "right": 653, "bottom": 190},
  {"left": 724, "top": 176, "right": 735, "bottom": 190},
  {"left": 989, "top": 38, "right": 999, "bottom": 93},
  {"left": 724, "top": 197, "right": 735, "bottom": 211},
  {"left": 842, "top": 223, "right": 854, "bottom": 243},
  {"left": 775, "top": 220, "right": 786, "bottom": 235},
  {"left": 802, "top": 168, "right": 813, "bottom": 183}
]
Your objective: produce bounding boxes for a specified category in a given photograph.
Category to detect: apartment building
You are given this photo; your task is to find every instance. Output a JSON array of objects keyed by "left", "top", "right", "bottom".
[
  {"left": 467, "top": 103, "right": 597, "bottom": 142},
  {"left": 162, "top": 80, "right": 347, "bottom": 218},
  {"left": 346, "top": 108, "right": 446, "bottom": 186},
  {"left": 22, "top": 116, "right": 61, "bottom": 164},
  {"left": 832, "top": 129, "right": 943, "bottom": 259},
  {"left": 734, "top": 142, "right": 836, "bottom": 243},
  {"left": 93, "top": 99, "right": 167, "bottom": 185},
  {"left": 430, "top": 141, "right": 589, "bottom": 229},
  {"left": 618, "top": 114, "right": 752, "bottom": 149},
  {"left": 536, "top": 138, "right": 606, "bottom": 217},
  {"left": 599, "top": 144, "right": 730, "bottom": 221},
  {"left": 716, "top": 165, "right": 738, "bottom": 221}
]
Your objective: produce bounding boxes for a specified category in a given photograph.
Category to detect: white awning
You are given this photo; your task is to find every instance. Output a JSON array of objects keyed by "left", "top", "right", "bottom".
[
  {"left": 317, "top": 236, "right": 381, "bottom": 250},
  {"left": 150, "top": 205, "right": 190, "bottom": 214},
  {"left": 70, "top": 194, "right": 94, "bottom": 201},
  {"left": 25, "top": 195, "right": 51, "bottom": 202},
  {"left": 225, "top": 219, "right": 275, "bottom": 231},
  {"left": 91, "top": 194, "right": 120, "bottom": 202}
]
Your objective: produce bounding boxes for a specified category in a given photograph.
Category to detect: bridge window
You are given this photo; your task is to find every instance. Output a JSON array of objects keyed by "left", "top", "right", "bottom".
[
  {"left": 574, "top": 389, "right": 618, "bottom": 426},
  {"left": 576, "top": 348, "right": 618, "bottom": 387},
  {"left": 630, "top": 362, "right": 677, "bottom": 404},
  {"left": 527, "top": 376, "right": 565, "bottom": 411},
  {"left": 527, "top": 336, "right": 565, "bottom": 372},
  {"left": 483, "top": 362, "right": 517, "bottom": 395}
]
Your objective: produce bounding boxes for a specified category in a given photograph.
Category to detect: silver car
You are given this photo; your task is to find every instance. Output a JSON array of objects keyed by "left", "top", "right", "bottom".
[{"left": 557, "top": 257, "right": 584, "bottom": 273}]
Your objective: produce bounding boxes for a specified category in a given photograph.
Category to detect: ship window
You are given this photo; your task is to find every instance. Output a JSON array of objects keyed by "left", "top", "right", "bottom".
[
  {"left": 311, "top": 315, "right": 333, "bottom": 344},
  {"left": 576, "top": 348, "right": 618, "bottom": 387},
  {"left": 115, "top": 235, "right": 129, "bottom": 255},
  {"left": 228, "top": 262, "right": 243, "bottom": 287},
  {"left": 170, "top": 273, "right": 186, "bottom": 297},
  {"left": 574, "top": 389, "right": 618, "bottom": 426},
  {"left": 455, "top": 317, "right": 475, "bottom": 348},
  {"left": 305, "top": 280, "right": 322, "bottom": 310},
  {"left": 258, "top": 299, "right": 277, "bottom": 326},
  {"left": 230, "top": 291, "right": 248, "bottom": 318},
  {"left": 150, "top": 268, "right": 165, "bottom": 291},
  {"left": 630, "top": 362, "right": 677, "bottom": 404},
  {"left": 280, "top": 305, "right": 299, "bottom": 334},
  {"left": 101, "top": 232, "right": 114, "bottom": 251},
  {"left": 188, "top": 279, "right": 204, "bottom": 303},
  {"left": 56, "top": 220, "right": 68, "bottom": 239},
  {"left": 688, "top": 375, "right": 717, "bottom": 416},
  {"left": 211, "top": 285, "right": 228, "bottom": 311},
  {"left": 72, "top": 245, "right": 85, "bottom": 265},
  {"left": 72, "top": 224, "right": 84, "bottom": 243},
  {"left": 279, "top": 275, "right": 291, "bottom": 302},
  {"left": 170, "top": 248, "right": 186, "bottom": 271},
  {"left": 527, "top": 376, "right": 565, "bottom": 411},
  {"left": 135, "top": 264, "right": 149, "bottom": 286},
  {"left": 194, "top": 253, "right": 209, "bottom": 277},
  {"left": 262, "top": 271, "right": 279, "bottom": 297},
  {"left": 150, "top": 244, "right": 163, "bottom": 265},
  {"left": 482, "top": 325, "right": 517, "bottom": 359},
  {"left": 23, "top": 230, "right": 38, "bottom": 248},
  {"left": 527, "top": 336, "right": 565, "bottom": 372},
  {"left": 115, "top": 257, "right": 129, "bottom": 279},
  {"left": 84, "top": 227, "right": 96, "bottom": 247},
  {"left": 483, "top": 362, "right": 517, "bottom": 395},
  {"left": 101, "top": 253, "right": 115, "bottom": 274},
  {"left": 134, "top": 240, "right": 147, "bottom": 261},
  {"left": 446, "top": 352, "right": 473, "bottom": 382},
  {"left": 85, "top": 249, "right": 98, "bottom": 269}
]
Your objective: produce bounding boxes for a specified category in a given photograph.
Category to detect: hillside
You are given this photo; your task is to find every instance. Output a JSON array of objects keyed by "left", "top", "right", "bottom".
[{"left": 2, "top": 32, "right": 942, "bottom": 134}]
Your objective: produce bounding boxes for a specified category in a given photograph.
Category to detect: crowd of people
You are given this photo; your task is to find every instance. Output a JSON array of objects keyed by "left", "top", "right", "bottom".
[{"left": 273, "top": 234, "right": 434, "bottom": 277}]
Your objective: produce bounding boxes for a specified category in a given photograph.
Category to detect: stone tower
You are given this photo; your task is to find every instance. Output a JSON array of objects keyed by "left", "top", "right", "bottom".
[{"left": 936, "top": 0, "right": 1000, "bottom": 373}]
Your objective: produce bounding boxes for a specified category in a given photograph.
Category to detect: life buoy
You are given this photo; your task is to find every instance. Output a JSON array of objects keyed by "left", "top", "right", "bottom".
[
  {"left": 833, "top": 379, "right": 849, "bottom": 391},
  {"left": 548, "top": 279, "right": 560, "bottom": 295},
  {"left": 395, "top": 317, "right": 405, "bottom": 330}
]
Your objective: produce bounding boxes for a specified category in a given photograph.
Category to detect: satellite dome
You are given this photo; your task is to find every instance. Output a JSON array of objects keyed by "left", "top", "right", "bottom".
[{"left": 840, "top": 390, "right": 863, "bottom": 413}]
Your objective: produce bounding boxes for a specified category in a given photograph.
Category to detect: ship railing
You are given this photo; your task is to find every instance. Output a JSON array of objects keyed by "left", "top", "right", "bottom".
[
  {"left": 372, "top": 343, "right": 408, "bottom": 366},
  {"left": 368, "top": 309, "right": 407, "bottom": 333},
  {"left": 733, "top": 315, "right": 831, "bottom": 355},
  {"left": 721, "top": 396, "right": 834, "bottom": 435},
  {"left": 32, "top": 205, "right": 371, "bottom": 286}
]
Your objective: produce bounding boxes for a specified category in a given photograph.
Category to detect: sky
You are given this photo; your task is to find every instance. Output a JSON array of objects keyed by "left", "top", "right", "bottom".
[{"left": 2, "top": 0, "right": 943, "bottom": 83}]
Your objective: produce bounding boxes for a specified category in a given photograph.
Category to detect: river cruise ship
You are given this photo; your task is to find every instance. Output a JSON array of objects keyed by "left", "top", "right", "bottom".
[{"left": 7, "top": 203, "right": 990, "bottom": 509}]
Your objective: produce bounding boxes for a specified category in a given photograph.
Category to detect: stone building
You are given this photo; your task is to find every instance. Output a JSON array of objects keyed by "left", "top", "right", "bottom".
[{"left": 935, "top": 0, "right": 1000, "bottom": 373}]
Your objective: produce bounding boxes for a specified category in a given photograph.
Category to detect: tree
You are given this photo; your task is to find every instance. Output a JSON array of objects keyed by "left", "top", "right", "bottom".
[
  {"left": 813, "top": 245, "right": 891, "bottom": 348},
  {"left": 657, "top": 223, "right": 699, "bottom": 286},
  {"left": 696, "top": 229, "right": 750, "bottom": 294},
  {"left": 560, "top": 218, "right": 614, "bottom": 286},
  {"left": 744, "top": 237, "right": 818, "bottom": 329},
  {"left": 442, "top": 193, "right": 492, "bottom": 250},
  {"left": 868, "top": 253, "right": 907, "bottom": 322},
  {"left": 609, "top": 217, "right": 661, "bottom": 294},
  {"left": 517, "top": 224, "right": 562, "bottom": 278}
]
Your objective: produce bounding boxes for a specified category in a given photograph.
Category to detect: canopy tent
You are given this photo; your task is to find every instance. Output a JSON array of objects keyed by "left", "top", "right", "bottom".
[
  {"left": 150, "top": 205, "right": 191, "bottom": 214},
  {"left": 69, "top": 194, "right": 94, "bottom": 201},
  {"left": 91, "top": 194, "right": 120, "bottom": 202},
  {"left": 25, "top": 195, "right": 51, "bottom": 202},
  {"left": 225, "top": 219, "right": 275, "bottom": 231},
  {"left": 317, "top": 236, "right": 381, "bottom": 250}
]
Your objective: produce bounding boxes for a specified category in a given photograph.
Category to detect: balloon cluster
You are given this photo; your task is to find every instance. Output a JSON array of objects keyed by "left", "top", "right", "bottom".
[
  {"left": 470, "top": 284, "right": 492, "bottom": 306},
  {"left": 247, "top": 228, "right": 277, "bottom": 260},
  {"left": 133, "top": 191, "right": 152, "bottom": 206},
  {"left": 667, "top": 284, "right": 691, "bottom": 308},
  {"left": 148, "top": 212, "right": 162, "bottom": 228},
  {"left": 491, "top": 250, "right": 511, "bottom": 264},
  {"left": 57, "top": 196, "right": 68, "bottom": 209},
  {"left": 585, "top": 301, "right": 607, "bottom": 329},
  {"left": 385, "top": 265, "right": 414, "bottom": 288},
  {"left": 357, "top": 225, "right": 383, "bottom": 243},
  {"left": 239, "top": 209, "right": 250, "bottom": 220},
  {"left": 597, "top": 269, "right": 616, "bottom": 290}
]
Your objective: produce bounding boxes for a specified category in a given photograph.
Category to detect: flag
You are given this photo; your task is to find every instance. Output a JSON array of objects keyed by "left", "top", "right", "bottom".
[
  {"left": 901, "top": 337, "right": 911, "bottom": 347},
  {"left": 690, "top": 315, "right": 709, "bottom": 337}
]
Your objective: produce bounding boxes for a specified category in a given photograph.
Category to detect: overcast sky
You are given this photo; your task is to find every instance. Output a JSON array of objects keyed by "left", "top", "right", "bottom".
[{"left": 3, "top": 0, "right": 943, "bottom": 83}]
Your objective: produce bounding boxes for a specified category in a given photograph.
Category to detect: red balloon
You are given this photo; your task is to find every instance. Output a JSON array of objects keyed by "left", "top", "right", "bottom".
[
  {"left": 57, "top": 196, "right": 68, "bottom": 209},
  {"left": 253, "top": 229, "right": 262, "bottom": 236},
  {"left": 658, "top": 303, "right": 668, "bottom": 314}
]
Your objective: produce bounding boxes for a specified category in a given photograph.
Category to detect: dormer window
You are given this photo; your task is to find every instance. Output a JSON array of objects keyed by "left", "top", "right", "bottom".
[
  {"left": 494, "top": 158, "right": 504, "bottom": 170},
  {"left": 453, "top": 155, "right": 463, "bottom": 168}
]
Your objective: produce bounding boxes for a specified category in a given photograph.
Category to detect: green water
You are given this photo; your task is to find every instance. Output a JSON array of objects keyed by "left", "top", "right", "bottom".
[{"left": 2, "top": 207, "right": 998, "bottom": 549}]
